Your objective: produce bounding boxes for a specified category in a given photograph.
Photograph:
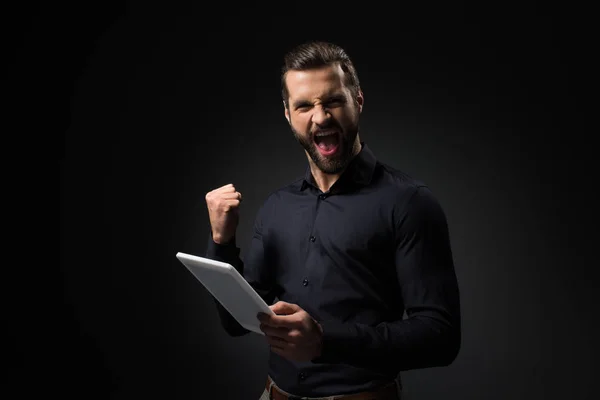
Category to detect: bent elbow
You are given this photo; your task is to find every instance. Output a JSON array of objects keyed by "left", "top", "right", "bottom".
[{"left": 438, "top": 323, "right": 461, "bottom": 366}]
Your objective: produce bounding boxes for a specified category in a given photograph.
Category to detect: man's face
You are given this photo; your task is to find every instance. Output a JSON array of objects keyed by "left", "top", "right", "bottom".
[{"left": 284, "top": 64, "right": 363, "bottom": 174}]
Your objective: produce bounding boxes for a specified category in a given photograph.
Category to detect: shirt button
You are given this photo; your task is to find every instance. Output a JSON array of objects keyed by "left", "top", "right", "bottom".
[
  {"left": 319, "top": 194, "right": 326, "bottom": 200},
  {"left": 309, "top": 236, "right": 316, "bottom": 242},
  {"left": 302, "top": 278, "right": 309, "bottom": 286},
  {"left": 299, "top": 372, "right": 307, "bottom": 380}
]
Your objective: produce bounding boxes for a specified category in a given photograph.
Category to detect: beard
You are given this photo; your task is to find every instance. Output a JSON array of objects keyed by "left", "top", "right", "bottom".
[{"left": 290, "top": 120, "right": 359, "bottom": 175}]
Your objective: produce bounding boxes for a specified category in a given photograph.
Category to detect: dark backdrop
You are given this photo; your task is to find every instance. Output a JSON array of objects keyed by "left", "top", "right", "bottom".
[{"left": 13, "top": 2, "right": 594, "bottom": 399}]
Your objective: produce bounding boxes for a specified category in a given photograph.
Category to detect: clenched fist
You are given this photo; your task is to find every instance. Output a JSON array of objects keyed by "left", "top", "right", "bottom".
[{"left": 205, "top": 183, "right": 242, "bottom": 244}]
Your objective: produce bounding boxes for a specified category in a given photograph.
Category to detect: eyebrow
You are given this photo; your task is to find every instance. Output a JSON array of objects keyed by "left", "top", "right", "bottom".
[{"left": 292, "top": 93, "right": 346, "bottom": 110}]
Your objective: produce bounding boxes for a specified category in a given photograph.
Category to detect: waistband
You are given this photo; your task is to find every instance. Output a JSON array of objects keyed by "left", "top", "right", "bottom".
[{"left": 265, "top": 375, "right": 401, "bottom": 400}]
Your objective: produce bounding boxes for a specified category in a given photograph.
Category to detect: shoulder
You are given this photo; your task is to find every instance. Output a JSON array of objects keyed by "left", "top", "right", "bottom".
[
  {"left": 375, "top": 162, "right": 446, "bottom": 226},
  {"left": 263, "top": 175, "right": 304, "bottom": 203},
  {"left": 375, "top": 161, "right": 428, "bottom": 203},
  {"left": 254, "top": 175, "right": 305, "bottom": 219}
]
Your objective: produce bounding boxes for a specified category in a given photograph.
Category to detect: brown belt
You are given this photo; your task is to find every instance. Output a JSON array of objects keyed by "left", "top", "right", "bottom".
[{"left": 265, "top": 376, "right": 400, "bottom": 400}]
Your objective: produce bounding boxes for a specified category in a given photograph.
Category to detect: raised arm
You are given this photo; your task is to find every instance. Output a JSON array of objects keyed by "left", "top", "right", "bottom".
[{"left": 204, "top": 184, "right": 277, "bottom": 336}]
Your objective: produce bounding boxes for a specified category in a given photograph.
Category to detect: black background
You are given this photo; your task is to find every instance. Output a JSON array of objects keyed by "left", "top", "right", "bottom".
[{"left": 9, "top": 2, "right": 596, "bottom": 399}]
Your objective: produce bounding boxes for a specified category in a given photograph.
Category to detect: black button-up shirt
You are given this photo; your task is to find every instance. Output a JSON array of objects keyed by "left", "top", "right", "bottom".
[{"left": 206, "top": 142, "right": 461, "bottom": 397}]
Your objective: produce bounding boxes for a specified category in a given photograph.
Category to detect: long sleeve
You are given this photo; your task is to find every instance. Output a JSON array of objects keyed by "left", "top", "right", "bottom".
[
  {"left": 205, "top": 205, "right": 278, "bottom": 337},
  {"left": 312, "top": 186, "right": 461, "bottom": 372},
  {"left": 205, "top": 234, "right": 249, "bottom": 336}
]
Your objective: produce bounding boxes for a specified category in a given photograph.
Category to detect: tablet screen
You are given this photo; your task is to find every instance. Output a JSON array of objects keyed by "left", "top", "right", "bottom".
[{"left": 176, "top": 252, "right": 274, "bottom": 335}]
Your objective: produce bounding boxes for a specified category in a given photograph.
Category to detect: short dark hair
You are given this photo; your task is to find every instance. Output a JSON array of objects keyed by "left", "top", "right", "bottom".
[{"left": 281, "top": 41, "right": 361, "bottom": 109}]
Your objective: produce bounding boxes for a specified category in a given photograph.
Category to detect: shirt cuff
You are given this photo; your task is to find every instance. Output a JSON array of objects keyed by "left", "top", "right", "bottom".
[{"left": 206, "top": 233, "right": 240, "bottom": 264}]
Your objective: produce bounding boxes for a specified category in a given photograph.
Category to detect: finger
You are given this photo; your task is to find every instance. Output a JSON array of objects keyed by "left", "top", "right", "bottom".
[
  {"left": 269, "top": 329, "right": 302, "bottom": 345},
  {"left": 261, "top": 324, "right": 289, "bottom": 339},
  {"left": 225, "top": 200, "right": 240, "bottom": 210},
  {"left": 207, "top": 198, "right": 238, "bottom": 211},
  {"left": 265, "top": 334, "right": 288, "bottom": 348},
  {"left": 270, "top": 301, "right": 301, "bottom": 315},
  {"left": 220, "top": 192, "right": 242, "bottom": 200},
  {"left": 266, "top": 313, "right": 305, "bottom": 329},
  {"left": 215, "top": 184, "right": 236, "bottom": 193},
  {"left": 221, "top": 199, "right": 241, "bottom": 209}
]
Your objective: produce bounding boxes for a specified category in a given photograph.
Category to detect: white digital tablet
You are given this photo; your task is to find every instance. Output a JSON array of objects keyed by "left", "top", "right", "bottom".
[{"left": 175, "top": 252, "right": 274, "bottom": 335}]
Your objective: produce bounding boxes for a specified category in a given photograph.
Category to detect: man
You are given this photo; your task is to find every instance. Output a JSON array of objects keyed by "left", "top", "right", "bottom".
[{"left": 204, "top": 41, "right": 461, "bottom": 400}]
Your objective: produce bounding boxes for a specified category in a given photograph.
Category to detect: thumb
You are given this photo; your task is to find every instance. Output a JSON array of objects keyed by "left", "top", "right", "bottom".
[{"left": 270, "top": 301, "right": 301, "bottom": 315}]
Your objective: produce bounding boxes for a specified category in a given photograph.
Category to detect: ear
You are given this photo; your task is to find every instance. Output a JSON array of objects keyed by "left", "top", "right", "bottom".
[
  {"left": 284, "top": 101, "right": 291, "bottom": 124},
  {"left": 356, "top": 89, "right": 364, "bottom": 113}
]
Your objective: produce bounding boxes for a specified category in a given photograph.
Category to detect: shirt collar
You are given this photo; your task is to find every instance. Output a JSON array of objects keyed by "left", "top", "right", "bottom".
[{"left": 300, "top": 142, "right": 377, "bottom": 192}]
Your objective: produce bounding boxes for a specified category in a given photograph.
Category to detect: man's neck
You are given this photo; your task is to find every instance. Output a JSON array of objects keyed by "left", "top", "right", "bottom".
[
  {"left": 309, "top": 164, "right": 340, "bottom": 194},
  {"left": 309, "top": 139, "right": 362, "bottom": 193}
]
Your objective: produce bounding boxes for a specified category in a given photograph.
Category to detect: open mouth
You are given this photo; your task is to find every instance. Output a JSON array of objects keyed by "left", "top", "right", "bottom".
[{"left": 314, "top": 130, "right": 340, "bottom": 156}]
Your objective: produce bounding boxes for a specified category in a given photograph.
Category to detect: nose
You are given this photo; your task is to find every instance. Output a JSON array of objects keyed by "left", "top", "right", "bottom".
[{"left": 311, "top": 105, "right": 331, "bottom": 126}]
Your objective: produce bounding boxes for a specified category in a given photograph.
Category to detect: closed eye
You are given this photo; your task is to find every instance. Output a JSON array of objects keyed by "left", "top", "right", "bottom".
[
  {"left": 292, "top": 95, "right": 347, "bottom": 112},
  {"left": 324, "top": 96, "right": 346, "bottom": 108},
  {"left": 293, "top": 102, "right": 312, "bottom": 112}
]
